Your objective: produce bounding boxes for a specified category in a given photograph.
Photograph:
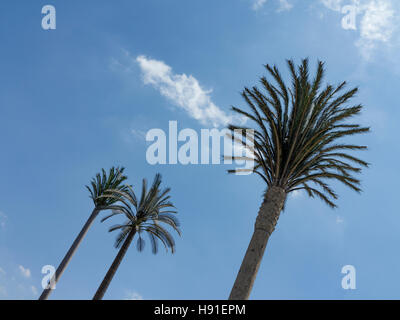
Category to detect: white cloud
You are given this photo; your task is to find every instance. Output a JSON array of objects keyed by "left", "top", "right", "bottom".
[
  {"left": 277, "top": 0, "right": 293, "bottom": 12},
  {"left": 0, "top": 267, "right": 5, "bottom": 276},
  {"left": 252, "top": 0, "right": 292, "bottom": 12},
  {"left": 252, "top": 0, "right": 267, "bottom": 11},
  {"left": 136, "top": 55, "right": 237, "bottom": 127},
  {"left": 124, "top": 290, "right": 143, "bottom": 300},
  {"left": 320, "top": 0, "right": 343, "bottom": 12},
  {"left": 18, "top": 265, "right": 31, "bottom": 278},
  {"left": 320, "top": 0, "right": 399, "bottom": 60},
  {"left": 359, "top": 1, "right": 394, "bottom": 41},
  {"left": 356, "top": 0, "right": 396, "bottom": 60}
]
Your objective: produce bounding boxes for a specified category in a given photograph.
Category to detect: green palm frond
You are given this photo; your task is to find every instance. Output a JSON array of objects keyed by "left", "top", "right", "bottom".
[
  {"left": 137, "top": 233, "right": 145, "bottom": 252},
  {"left": 86, "top": 166, "right": 130, "bottom": 208},
  {"left": 100, "top": 173, "right": 181, "bottom": 254},
  {"left": 229, "top": 58, "right": 369, "bottom": 208},
  {"left": 114, "top": 225, "right": 131, "bottom": 249}
]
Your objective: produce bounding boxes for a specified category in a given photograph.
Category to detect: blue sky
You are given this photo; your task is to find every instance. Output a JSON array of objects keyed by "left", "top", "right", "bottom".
[{"left": 0, "top": 0, "right": 400, "bottom": 299}]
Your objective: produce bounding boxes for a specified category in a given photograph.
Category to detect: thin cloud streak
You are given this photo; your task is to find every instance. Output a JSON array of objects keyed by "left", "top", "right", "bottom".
[
  {"left": 252, "top": 0, "right": 267, "bottom": 11},
  {"left": 251, "top": 0, "right": 293, "bottom": 12},
  {"left": 18, "top": 265, "right": 31, "bottom": 279},
  {"left": 277, "top": 0, "right": 293, "bottom": 12},
  {"left": 124, "top": 290, "right": 143, "bottom": 300},
  {"left": 136, "top": 55, "right": 241, "bottom": 127}
]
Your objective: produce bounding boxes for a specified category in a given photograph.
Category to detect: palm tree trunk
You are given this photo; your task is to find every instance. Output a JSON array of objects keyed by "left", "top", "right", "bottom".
[
  {"left": 229, "top": 186, "right": 286, "bottom": 300},
  {"left": 39, "top": 208, "right": 100, "bottom": 300},
  {"left": 93, "top": 229, "right": 136, "bottom": 300}
]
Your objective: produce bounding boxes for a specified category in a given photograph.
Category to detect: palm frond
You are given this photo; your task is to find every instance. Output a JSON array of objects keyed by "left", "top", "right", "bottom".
[
  {"left": 101, "top": 173, "right": 181, "bottom": 255},
  {"left": 228, "top": 59, "right": 369, "bottom": 208},
  {"left": 85, "top": 166, "right": 129, "bottom": 207}
]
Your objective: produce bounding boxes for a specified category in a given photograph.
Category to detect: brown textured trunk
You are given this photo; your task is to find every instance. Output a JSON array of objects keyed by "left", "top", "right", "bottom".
[
  {"left": 229, "top": 186, "right": 286, "bottom": 300},
  {"left": 93, "top": 229, "right": 136, "bottom": 300},
  {"left": 39, "top": 208, "right": 100, "bottom": 300}
]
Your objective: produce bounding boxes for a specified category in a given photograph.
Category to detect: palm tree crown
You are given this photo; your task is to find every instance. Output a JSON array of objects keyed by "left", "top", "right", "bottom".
[
  {"left": 91, "top": 173, "right": 181, "bottom": 299},
  {"left": 101, "top": 173, "right": 181, "bottom": 253},
  {"left": 39, "top": 166, "right": 130, "bottom": 300},
  {"left": 229, "top": 58, "right": 369, "bottom": 207},
  {"left": 86, "top": 166, "right": 130, "bottom": 208}
]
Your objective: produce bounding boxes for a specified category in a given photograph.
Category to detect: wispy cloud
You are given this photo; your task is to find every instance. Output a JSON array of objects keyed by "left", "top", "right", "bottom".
[
  {"left": 320, "top": 0, "right": 399, "bottom": 60},
  {"left": 124, "top": 290, "right": 143, "bottom": 300},
  {"left": 320, "top": 0, "right": 343, "bottom": 11},
  {"left": 251, "top": 0, "right": 398, "bottom": 59},
  {"left": 136, "top": 55, "right": 238, "bottom": 127},
  {"left": 0, "top": 265, "right": 38, "bottom": 299},
  {"left": 252, "top": 0, "right": 267, "bottom": 11},
  {"left": 18, "top": 265, "right": 31, "bottom": 278},
  {"left": 277, "top": 0, "right": 293, "bottom": 12},
  {"left": 356, "top": 0, "right": 396, "bottom": 60},
  {"left": 252, "top": 0, "right": 293, "bottom": 12},
  {"left": 131, "top": 129, "right": 147, "bottom": 141}
]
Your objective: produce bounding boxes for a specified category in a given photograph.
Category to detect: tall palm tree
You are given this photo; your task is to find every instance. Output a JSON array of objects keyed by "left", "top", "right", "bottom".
[
  {"left": 227, "top": 59, "right": 369, "bottom": 300},
  {"left": 92, "top": 173, "right": 181, "bottom": 300},
  {"left": 39, "top": 167, "right": 129, "bottom": 300}
]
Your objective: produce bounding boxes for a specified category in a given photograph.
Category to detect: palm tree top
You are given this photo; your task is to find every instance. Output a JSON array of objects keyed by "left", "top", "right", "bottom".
[
  {"left": 228, "top": 58, "right": 370, "bottom": 208},
  {"left": 86, "top": 166, "right": 130, "bottom": 208},
  {"left": 100, "top": 173, "right": 181, "bottom": 254}
]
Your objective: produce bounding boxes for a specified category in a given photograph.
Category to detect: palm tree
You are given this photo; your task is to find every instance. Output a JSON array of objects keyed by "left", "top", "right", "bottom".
[
  {"left": 227, "top": 59, "right": 369, "bottom": 300},
  {"left": 39, "top": 166, "right": 129, "bottom": 300},
  {"left": 92, "top": 173, "right": 181, "bottom": 300}
]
